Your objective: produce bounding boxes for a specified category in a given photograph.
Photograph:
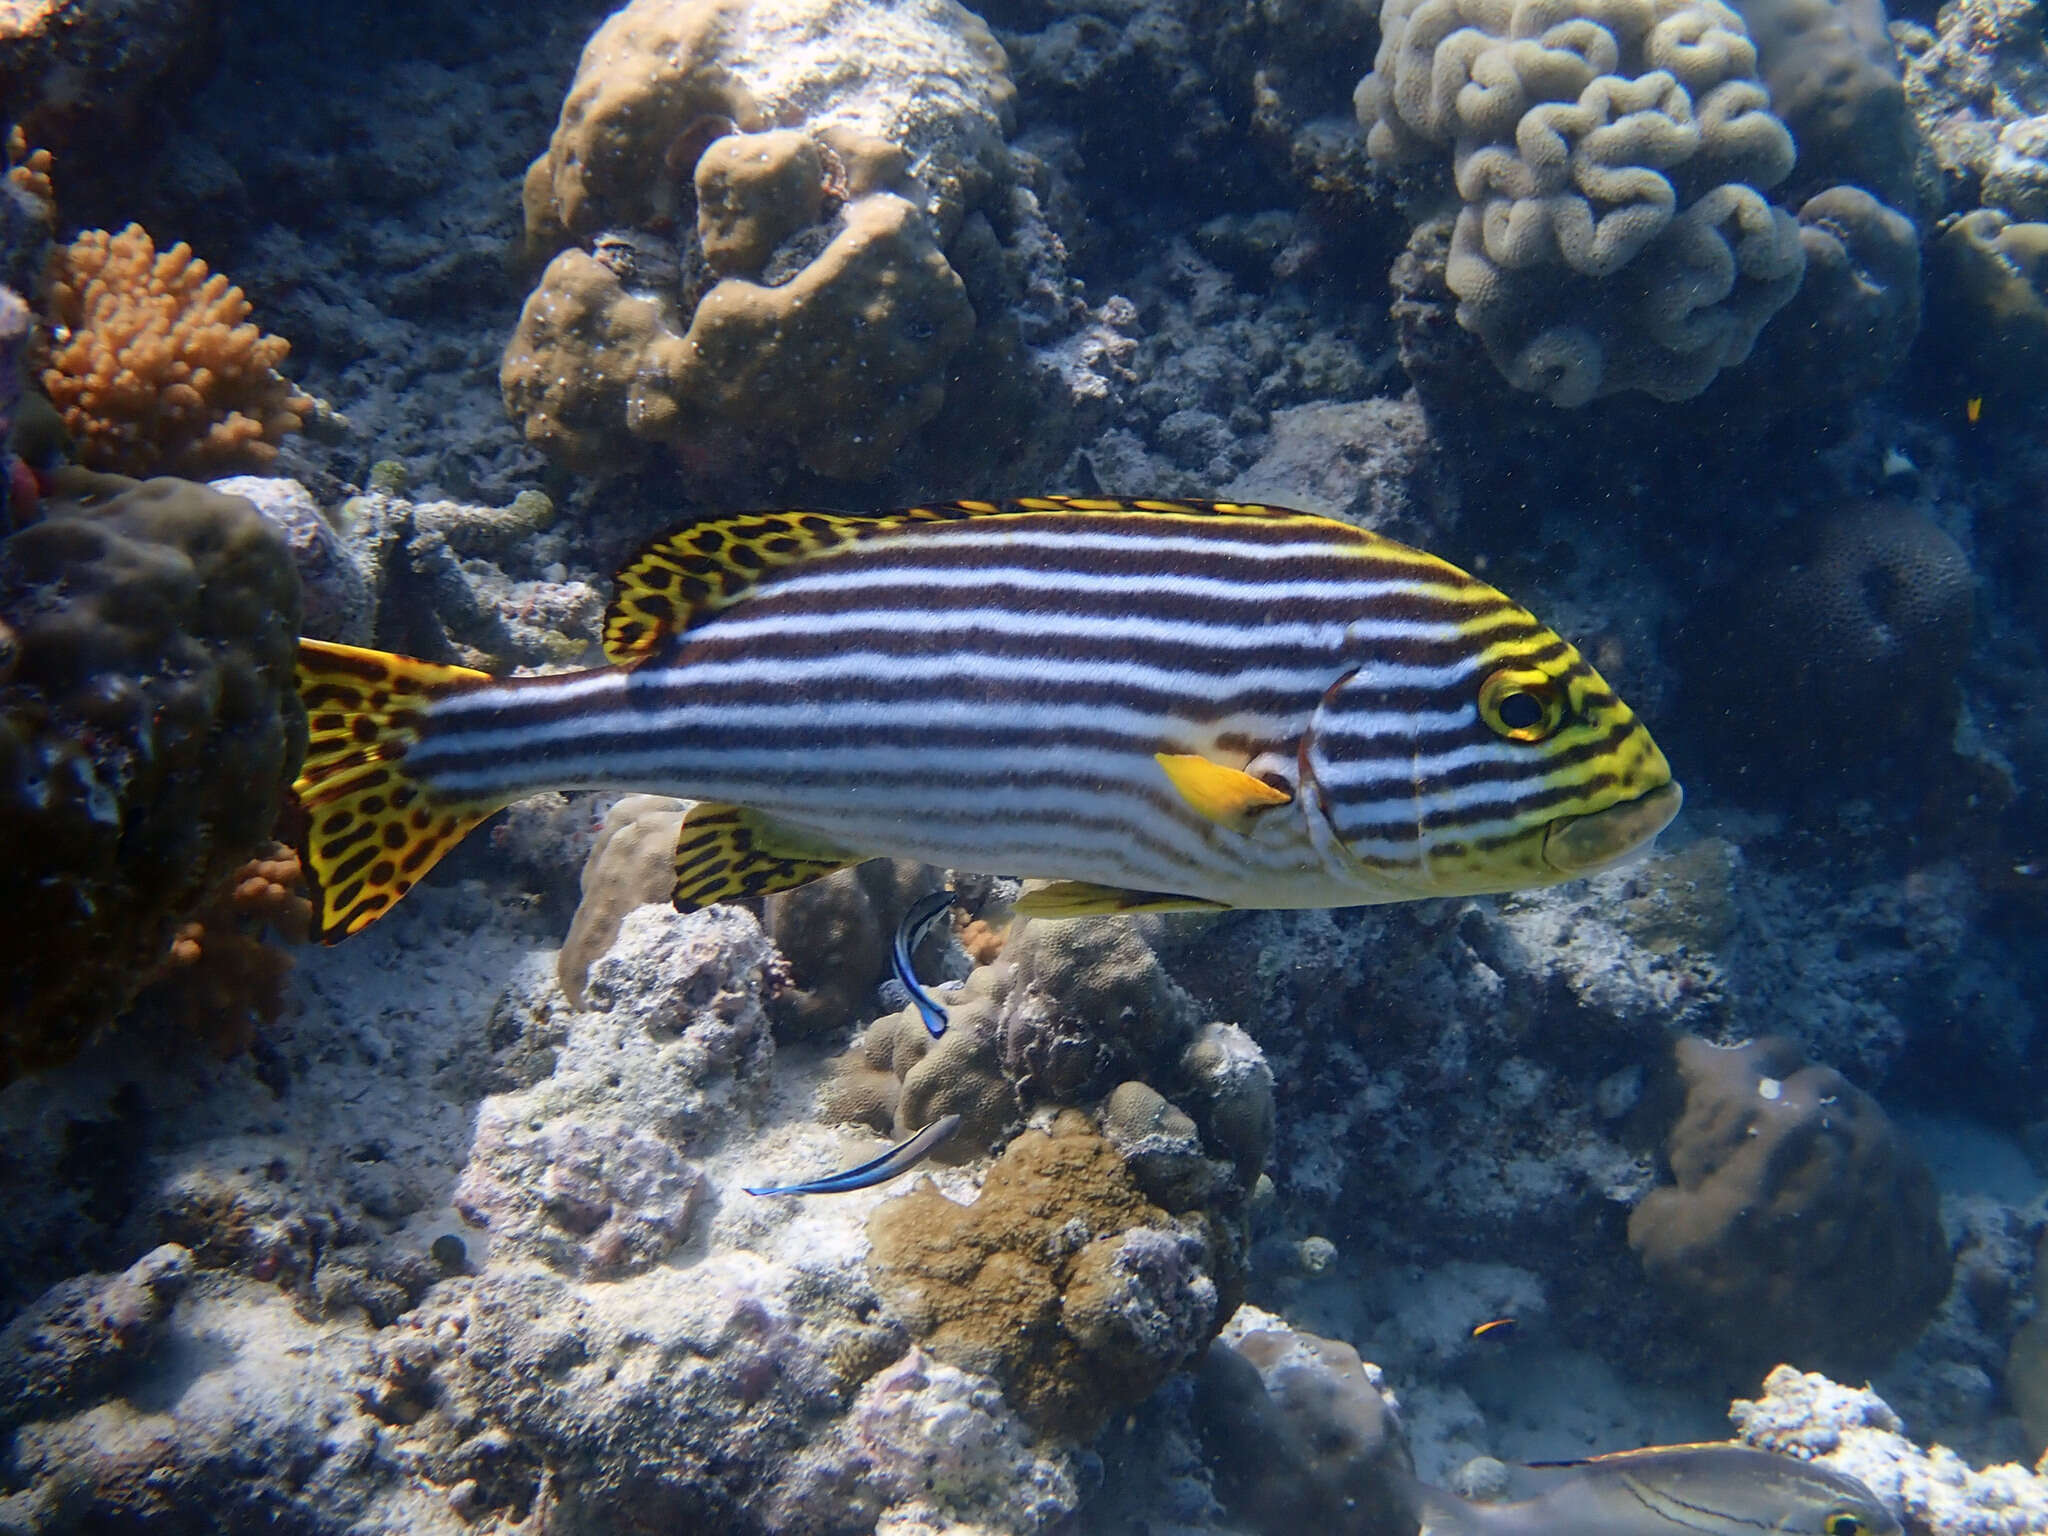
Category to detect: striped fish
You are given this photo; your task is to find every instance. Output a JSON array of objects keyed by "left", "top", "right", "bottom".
[{"left": 292, "top": 497, "right": 1680, "bottom": 941}]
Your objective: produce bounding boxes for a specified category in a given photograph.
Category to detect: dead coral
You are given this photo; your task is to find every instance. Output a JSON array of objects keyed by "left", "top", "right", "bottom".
[
  {"left": 40, "top": 223, "right": 312, "bottom": 476},
  {"left": 868, "top": 1112, "right": 1226, "bottom": 1438}
]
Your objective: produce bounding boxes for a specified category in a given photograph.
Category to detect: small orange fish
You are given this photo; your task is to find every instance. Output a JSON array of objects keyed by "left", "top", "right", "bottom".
[
  {"left": 1471, "top": 1317, "right": 1517, "bottom": 1340},
  {"left": 1967, "top": 396, "right": 1983, "bottom": 423}
]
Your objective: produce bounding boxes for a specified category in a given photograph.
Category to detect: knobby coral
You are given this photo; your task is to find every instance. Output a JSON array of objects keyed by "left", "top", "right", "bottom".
[
  {"left": 503, "top": 0, "right": 1012, "bottom": 481},
  {"left": 40, "top": 223, "right": 312, "bottom": 477}
]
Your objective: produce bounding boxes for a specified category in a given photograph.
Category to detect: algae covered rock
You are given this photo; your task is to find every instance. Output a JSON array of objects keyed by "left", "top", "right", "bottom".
[
  {"left": 0, "top": 469, "right": 304, "bottom": 1081},
  {"left": 1628, "top": 1035, "right": 1952, "bottom": 1379},
  {"left": 867, "top": 1113, "right": 1226, "bottom": 1438}
]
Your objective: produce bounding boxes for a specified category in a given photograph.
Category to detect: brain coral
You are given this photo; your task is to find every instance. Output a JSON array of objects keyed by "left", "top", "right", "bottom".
[
  {"left": 868, "top": 1112, "right": 1228, "bottom": 1438},
  {"left": 1356, "top": 0, "right": 1806, "bottom": 405},
  {"left": 503, "top": 0, "right": 1013, "bottom": 480},
  {"left": 0, "top": 469, "right": 304, "bottom": 1081},
  {"left": 1627, "top": 1034, "right": 1952, "bottom": 1379},
  {"left": 39, "top": 224, "right": 312, "bottom": 477}
]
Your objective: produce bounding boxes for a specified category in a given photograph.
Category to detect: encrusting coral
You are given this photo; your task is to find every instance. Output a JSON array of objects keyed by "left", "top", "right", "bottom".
[
  {"left": 39, "top": 223, "right": 312, "bottom": 477},
  {"left": 0, "top": 468, "right": 304, "bottom": 1083},
  {"left": 1357, "top": 0, "right": 1807, "bottom": 405},
  {"left": 868, "top": 1112, "right": 1231, "bottom": 1439},
  {"left": 503, "top": 0, "right": 1011, "bottom": 480},
  {"left": 1628, "top": 1034, "right": 1952, "bottom": 1380},
  {"left": 1675, "top": 501, "right": 1973, "bottom": 781}
]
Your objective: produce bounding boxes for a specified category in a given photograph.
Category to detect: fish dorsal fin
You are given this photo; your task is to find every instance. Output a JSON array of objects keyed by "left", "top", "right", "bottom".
[
  {"left": 602, "top": 498, "right": 1329, "bottom": 664},
  {"left": 604, "top": 507, "right": 945, "bottom": 664},
  {"left": 1012, "top": 879, "right": 1230, "bottom": 918},
  {"left": 670, "top": 802, "right": 860, "bottom": 912}
]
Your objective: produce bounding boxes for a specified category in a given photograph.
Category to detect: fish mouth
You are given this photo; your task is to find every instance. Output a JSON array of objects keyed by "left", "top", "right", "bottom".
[{"left": 1543, "top": 780, "right": 1683, "bottom": 874}]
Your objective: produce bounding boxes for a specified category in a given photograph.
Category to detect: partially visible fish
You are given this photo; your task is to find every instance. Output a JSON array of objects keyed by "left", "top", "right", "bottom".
[
  {"left": 892, "top": 887, "right": 956, "bottom": 1039},
  {"left": 744, "top": 1114, "right": 962, "bottom": 1197},
  {"left": 1407, "top": 1443, "right": 1898, "bottom": 1536}
]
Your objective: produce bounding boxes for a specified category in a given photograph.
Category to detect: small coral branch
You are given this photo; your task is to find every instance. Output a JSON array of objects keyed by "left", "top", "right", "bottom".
[{"left": 39, "top": 223, "right": 313, "bottom": 476}]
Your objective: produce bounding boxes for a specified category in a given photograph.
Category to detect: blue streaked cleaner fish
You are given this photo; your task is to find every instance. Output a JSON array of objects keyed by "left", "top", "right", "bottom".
[
  {"left": 1406, "top": 1444, "right": 1897, "bottom": 1536},
  {"left": 290, "top": 497, "right": 1681, "bottom": 941},
  {"left": 744, "top": 1114, "right": 962, "bottom": 1197},
  {"left": 893, "top": 887, "right": 958, "bottom": 1039}
]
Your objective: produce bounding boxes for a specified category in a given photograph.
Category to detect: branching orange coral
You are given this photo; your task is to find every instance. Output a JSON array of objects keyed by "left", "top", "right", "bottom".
[
  {"left": 40, "top": 223, "right": 313, "bottom": 476},
  {"left": 4, "top": 125, "right": 52, "bottom": 208}
]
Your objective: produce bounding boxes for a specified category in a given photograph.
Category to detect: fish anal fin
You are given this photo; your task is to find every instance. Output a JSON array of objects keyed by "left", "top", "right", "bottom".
[
  {"left": 1012, "top": 880, "right": 1229, "bottom": 919},
  {"left": 1155, "top": 751, "right": 1293, "bottom": 833},
  {"left": 293, "top": 639, "right": 507, "bottom": 942},
  {"left": 671, "top": 802, "right": 860, "bottom": 912}
]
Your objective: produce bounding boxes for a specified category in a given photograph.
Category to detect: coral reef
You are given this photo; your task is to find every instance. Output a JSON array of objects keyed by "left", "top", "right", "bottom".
[
  {"left": 212, "top": 475, "right": 373, "bottom": 645},
  {"left": 1674, "top": 501, "right": 1974, "bottom": 782},
  {"left": 0, "top": 469, "right": 303, "bottom": 1082},
  {"left": 821, "top": 914, "right": 1273, "bottom": 1199},
  {"left": 1726, "top": 0, "right": 1923, "bottom": 209},
  {"left": 558, "top": 793, "right": 690, "bottom": 1007},
  {"left": 868, "top": 1112, "right": 1229, "bottom": 1438},
  {"left": 0, "top": 1243, "right": 190, "bottom": 1434},
  {"left": 0, "top": 0, "right": 215, "bottom": 151},
  {"left": 504, "top": 0, "right": 1022, "bottom": 481},
  {"left": 1928, "top": 210, "right": 2048, "bottom": 402},
  {"left": 557, "top": 794, "right": 948, "bottom": 1034},
  {"left": 327, "top": 486, "right": 602, "bottom": 671},
  {"left": 454, "top": 906, "right": 775, "bottom": 1277},
  {"left": 39, "top": 223, "right": 312, "bottom": 476},
  {"left": 1733, "top": 1366, "right": 2048, "bottom": 1534},
  {"left": 1628, "top": 1035, "right": 1953, "bottom": 1379},
  {"left": 1356, "top": 0, "right": 1806, "bottom": 404},
  {"left": 1195, "top": 1307, "right": 1415, "bottom": 1536}
]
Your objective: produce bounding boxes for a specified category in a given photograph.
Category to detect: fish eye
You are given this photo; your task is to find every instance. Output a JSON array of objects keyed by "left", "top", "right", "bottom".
[
  {"left": 1825, "top": 1514, "right": 1863, "bottom": 1536},
  {"left": 1478, "top": 667, "right": 1565, "bottom": 743}
]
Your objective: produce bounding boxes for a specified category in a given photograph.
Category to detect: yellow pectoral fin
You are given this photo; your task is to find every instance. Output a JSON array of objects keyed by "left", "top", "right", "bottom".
[
  {"left": 671, "top": 803, "right": 860, "bottom": 912},
  {"left": 1155, "top": 752, "right": 1292, "bottom": 833},
  {"left": 1012, "top": 880, "right": 1230, "bottom": 918}
]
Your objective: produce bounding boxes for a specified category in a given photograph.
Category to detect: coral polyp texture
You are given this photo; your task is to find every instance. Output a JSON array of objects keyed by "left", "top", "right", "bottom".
[
  {"left": 1929, "top": 209, "right": 2048, "bottom": 401},
  {"left": 1628, "top": 1035, "right": 1952, "bottom": 1380},
  {"left": 0, "top": 469, "right": 304, "bottom": 1081},
  {"left": 1356, "top": 0, "right": 1807, "bottom": 405},
  {"left": 868, "top": 1112, "right": 1230, "bottom": 1440},
  {"left": 40, "top": 223, "right": 313, "bottom": 477},
  {"left": 503, "top": 0, "right": 1014, "bottom": 480}
]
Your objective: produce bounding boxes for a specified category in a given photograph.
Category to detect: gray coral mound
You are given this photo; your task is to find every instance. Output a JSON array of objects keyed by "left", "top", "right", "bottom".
[{"left": 1357, "top": 0, "right": 1806, "bottom": 404}]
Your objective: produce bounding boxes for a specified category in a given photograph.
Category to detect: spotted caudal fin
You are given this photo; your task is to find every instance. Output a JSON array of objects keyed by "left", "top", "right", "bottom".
[{"left": 293, "top": 639, "right": 509, "bottom": 942}]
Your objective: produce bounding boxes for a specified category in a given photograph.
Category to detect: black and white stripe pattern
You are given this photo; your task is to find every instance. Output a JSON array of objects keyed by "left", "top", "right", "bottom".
[{"left": 404, "top": 508, "right": 1665, "bottom": 906}]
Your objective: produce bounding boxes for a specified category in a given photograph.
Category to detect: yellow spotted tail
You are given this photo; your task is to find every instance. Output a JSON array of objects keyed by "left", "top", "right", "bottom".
[{"left": 293, "top": 639, "right": 508, "bottom": 941}]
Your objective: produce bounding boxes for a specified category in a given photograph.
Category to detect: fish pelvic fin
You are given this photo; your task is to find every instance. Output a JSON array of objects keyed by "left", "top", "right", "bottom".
[
  {"left": 1012, "top": 879, "right": 1231, "bottom": 918},
  {"left": 293, "top": 639, "right": 510, "bottom": 942},
  {"left": 671, "top": 802, "right": 860, "bottom": 912}
]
